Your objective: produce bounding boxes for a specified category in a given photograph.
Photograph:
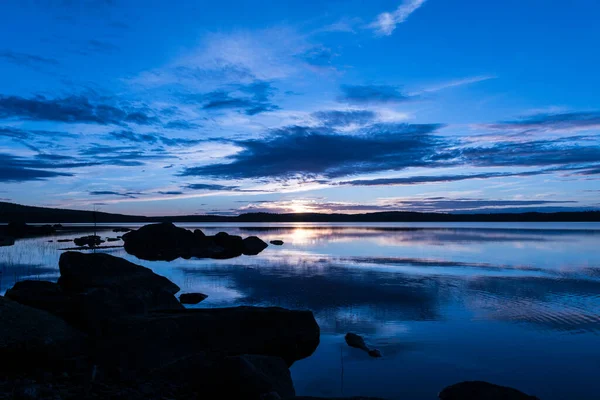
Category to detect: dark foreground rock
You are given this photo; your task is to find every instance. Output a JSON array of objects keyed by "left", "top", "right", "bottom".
[
  {"left": 270, "top": 240, "right": 284, "bottom": 245},
  {"left": 2, "top": 251, "right": 322, "bottom": 400},
  {"left": 5, "top": 280, "right": 73, "bottom": 319},
  {"left": 439, "top": 381, "right": 540, "bottom": 400},
  {"left": 95, "top": 306, "right": 320, "bottom": 370},
  {"left": 122, "top": 222, "right": 269, "bottom": 261},
  {"left": 345, "top": 333, "right": 382, "bottom": 358},
  {"left": 58, "top": 252, "right": 183, "bottom": 326},
  {"left": 0, "top": 297, "right": 87, "bottom": 375},
  {"left": 179, "top": 292, "right": 208, "bottom": 304}
]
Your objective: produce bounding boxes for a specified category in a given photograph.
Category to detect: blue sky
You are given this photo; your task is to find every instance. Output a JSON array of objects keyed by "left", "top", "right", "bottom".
[{"left": 1, "top": 0, "right": 599, "bottom": 215}]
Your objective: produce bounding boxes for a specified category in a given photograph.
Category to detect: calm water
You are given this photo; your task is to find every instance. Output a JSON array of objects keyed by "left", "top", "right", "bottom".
[{"left": 2, "top": 222, "right": 600, "bottom": 399}]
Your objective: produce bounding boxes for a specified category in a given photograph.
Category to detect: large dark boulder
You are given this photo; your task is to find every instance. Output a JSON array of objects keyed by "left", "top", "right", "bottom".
[
  {"left": 243, "top": 236, "right": 269, "bottom": 255},
  {"left": 58, "top": 251, "right": 179, "bottom": 295},
  {"left": 439, "top": 381, "right": 540, "bottom": 400},
  {"left": 5, "top": 280, "right": 73, "bottom": 319},
  {"left": 94, "top": 306, "right": 320, "bottom": 371},
  {"left": 122, "top": 222, "right": 197, "bottom": 261},
  {"left": 270, "top": 240, "right": 284, "bottom": 246},
  {"left": 56, "top": 252, "right": 183, "bottom": 330},
  {"left": 122, "top": 223, "right": 269, "bottom": 261},
  {"left": 0, "top": 296, "right": 87, "bottom": 375}
]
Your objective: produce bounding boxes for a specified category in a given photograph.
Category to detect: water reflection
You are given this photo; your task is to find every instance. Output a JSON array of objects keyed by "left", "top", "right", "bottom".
[{"left": 1, "top": 223, "right": 600, "bottom": 399}]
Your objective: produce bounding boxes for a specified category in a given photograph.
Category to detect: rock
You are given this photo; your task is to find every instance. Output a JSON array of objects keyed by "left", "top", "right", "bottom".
[
  {"left": 57, "top": 239, "right": 72, "bottom": 242},
  {"left": 0, "top": 236, "right": 15, "bottom": 247},
  {"left": 243, "top": 236, "right": 269, "bottom": 255},
  {"left": 57, "top": 252, "right": 183, "bottom": 329},
  {"left": 73, "top": 235, "right": 104, "bottom": 247},
  {"left": 218, "top": 355, "right": 295, "bottom": 399},
  {"left": 345, "top": 333, "right": 381, "bottom": 358},
  {"left": 439, "top": 381, "right": 540, "bottom": 400},
  {"left": 106, "top": 237, "right": 120, "bottom": 242},
  {"left": 5, "top": 281, "right": 73, "bottom": 319},
  {"left": 292, "top": 397, "right": 386, "bottom": 400},
  {"left": 193, "top": 229, "right": 205, "bottom": 238},
  {"left": 58, "top": 251, "right": 180, "bottom": 295},
  {"left": 0, "top": 297, "right": 87, "bottom": 375},
  {"left": 345, "top": 333, "right": 369, "bottom": 351},
  {"left": 113, "top": 227, "right": 132, "bottom": 233},
  {"left": 122, "top": 222, "right": 197, "bottom": 261},
  {"left": 270, "top": 240, "right": 284, "bottom": 246},
  {"left": 122, "top": 223, "right": 269, "bottom": 261},
  {"left": 53, "top": 224, "right": 63, "bottom": 229},
  {"left": 95, "top": 306, "right": 320, "bottom": 370},
  {"left": 179, "top": 293, "right": 208, "bottom": 305}
]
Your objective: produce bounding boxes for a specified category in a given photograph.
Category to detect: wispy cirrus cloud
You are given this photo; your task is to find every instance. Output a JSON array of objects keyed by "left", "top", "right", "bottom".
[
  {"left": 479, "top": 111, "right": 600, "bottom": 133},
  {"left": 0, "top": 50, "right": 59, "bottom": 69},
  {"left": 338, "top": 84, "right": 415, "bottom": 104},
  {"left": 369, "top": 0, "right": 427, "bottom": 36}
]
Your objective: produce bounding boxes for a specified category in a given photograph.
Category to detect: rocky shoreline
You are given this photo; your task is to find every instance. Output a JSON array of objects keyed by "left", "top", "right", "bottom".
[{"left": 0, "top": 223, "right": 540, "bottom": 399}]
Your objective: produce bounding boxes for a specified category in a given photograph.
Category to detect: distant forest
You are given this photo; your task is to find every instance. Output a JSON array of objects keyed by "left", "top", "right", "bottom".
[{"left": 1, "top": 202, "right": 599, "bottom": 223}]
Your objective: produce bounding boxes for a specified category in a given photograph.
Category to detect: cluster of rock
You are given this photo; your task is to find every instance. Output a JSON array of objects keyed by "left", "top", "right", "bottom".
[
  {"left": 122, "top": 222, "right": 269, "bottom": 261},
  {"left": 345, "top": 333, "right": 382, "bottom": 358},
  {"left": 1, "top": 251, "right": 320, "bottom": 399}
]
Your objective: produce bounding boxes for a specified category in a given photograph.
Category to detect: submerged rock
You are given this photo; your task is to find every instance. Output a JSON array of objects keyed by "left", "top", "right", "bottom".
[
  {"left": 439, "top": 381, "right": 540, "bottom": 400},
  {"left": 179, "top": 292, "right": 208, "bottom": 305},
  {"left": 345, "top": 333, "right": 382, "bottom": 358},
  {"left": 270, "top": 240, "right": 284, "bottom": 246}
]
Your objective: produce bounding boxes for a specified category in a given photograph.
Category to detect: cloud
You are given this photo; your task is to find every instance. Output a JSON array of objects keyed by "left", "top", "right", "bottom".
[
  {"left": 164, "top": 120, "right": 201, "bottom": 130},
  {"left": 89, "top": 190, "right": 141, "bottom": 198},
  {"left": 185, "top": 183, "right": 240, "bottom": 191},
  {"left": 461, "top": 136, "right": 600, "bottom": 168},
  {"left": 338, "top": 84, "right": 414, "bottom": 104},
  {"left": 157, "top": 190, "right": 183, "bottom": 195},
  {"left": 186, "top": 80, "right": 279, "bottom": 115},
  {"left": 108, "top": 130, "right": 159, "bottom": 144},
  {"left": 0, "top": 153, "right": 73, "bottom": 182},
  {"left": 181, "top": 123, "right": 445, "bottom": 180},
  {"left": 369, "top": 0, "right": 427, "bottom": 36},
  {"left": 417, "top": 75, "right": 496, "bottom": 94},
  {"left": 312, "top": 110, "right": 377, "bottom": 127},
  {"left": 237, "top": 197, "right": 578, "bottom": 214},
  {"left": 480, "top": 111, "right": 600, "bottom": 133},
  {"left": 0, "top": 50, "right": 59, "bottom": 69},
  {"left": 298, "top": 46, "right": 336, "bottom": 67},
  {"left": 338, "top": 171, "right": 539, "bottom": 186},
  {"left": 0, "top": 94, "right": 160, "bottom": 125},
  {"left": 108, "top": 130, "right": 204, "bottom": 147}
]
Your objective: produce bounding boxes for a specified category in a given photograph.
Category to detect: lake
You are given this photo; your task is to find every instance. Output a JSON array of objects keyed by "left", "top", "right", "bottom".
[{"left": 2, "top": 222, "right": 600, "bottom": 399}]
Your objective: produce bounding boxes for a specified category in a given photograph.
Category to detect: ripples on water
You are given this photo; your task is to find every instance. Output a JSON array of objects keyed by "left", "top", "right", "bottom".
[{"left": 1, "top": 222, "right": 600, "bottom": 399}]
